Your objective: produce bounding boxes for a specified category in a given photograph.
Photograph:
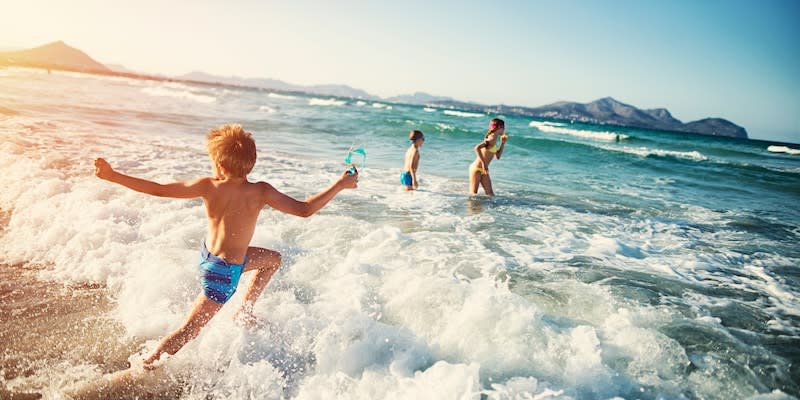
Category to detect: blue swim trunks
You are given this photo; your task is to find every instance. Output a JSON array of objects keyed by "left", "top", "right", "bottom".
[
  {"left": 199, "top": 243, "right": 247, "bottom": 304},
  {"left": 400, "top": 171, "right": 413, "bottom": 187}
]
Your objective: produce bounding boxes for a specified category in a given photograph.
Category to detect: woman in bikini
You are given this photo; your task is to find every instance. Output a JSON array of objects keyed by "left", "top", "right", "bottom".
[{"left": 469, "top": 118, "right": 508, "bottom": 196}]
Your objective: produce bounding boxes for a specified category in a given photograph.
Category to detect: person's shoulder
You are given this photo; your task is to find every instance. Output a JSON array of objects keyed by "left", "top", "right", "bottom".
[
  {"left": 249, "top": 180, "right": 276, "bottom": 193},
  {"left": 190, "top": 176, "right": 216, "bottom": 188}
]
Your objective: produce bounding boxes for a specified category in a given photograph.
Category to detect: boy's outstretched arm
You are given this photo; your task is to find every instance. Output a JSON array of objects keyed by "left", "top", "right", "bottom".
[
  {"left": 94, "top": 158, "right": 209, "bottom": 199},
  {"left": 261, "top": 170, "right": 358, "bottom": 218}
]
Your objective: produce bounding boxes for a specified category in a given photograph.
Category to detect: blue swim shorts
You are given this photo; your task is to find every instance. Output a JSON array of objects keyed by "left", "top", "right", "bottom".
[
  {"left": 199, "top": 243, "right": 247, "bottom": 304},
  {"left": 400, "top": 171, "right": 413, "bottom": 187}
]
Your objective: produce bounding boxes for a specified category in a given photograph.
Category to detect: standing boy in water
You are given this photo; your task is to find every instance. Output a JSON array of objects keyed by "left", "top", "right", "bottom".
[
  {"left": 94, "top": 123, "right": 358, "bottom": 368},
  {"left": 400, "top": 130, "right": 424, "bottom": 190}
]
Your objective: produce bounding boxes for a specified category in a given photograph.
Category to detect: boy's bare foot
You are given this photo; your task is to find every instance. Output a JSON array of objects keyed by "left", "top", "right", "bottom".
[
  {"left": 142, "top": 351, "right": 167, "bottom": 370},
  {"left": 234, "top": 307, "right": 259, "bottom": 329}
]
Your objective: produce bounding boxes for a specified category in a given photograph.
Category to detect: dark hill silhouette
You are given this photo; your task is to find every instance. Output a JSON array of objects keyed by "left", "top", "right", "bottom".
[
  {"left": 433, "top": 97, "right": 748, "bottom": 139},
  {"left": 0, "top": 41, "right": 110, "bottom": 73}
]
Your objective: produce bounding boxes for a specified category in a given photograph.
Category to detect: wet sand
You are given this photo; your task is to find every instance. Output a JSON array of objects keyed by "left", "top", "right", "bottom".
[{"left": 0, "top": 262, "right": 143, "bottom": 398}]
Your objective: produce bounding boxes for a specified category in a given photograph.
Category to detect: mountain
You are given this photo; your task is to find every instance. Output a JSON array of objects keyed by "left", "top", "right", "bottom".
[
  {"left": 178, "top": 71, "right": 297, "bottom": 92},
  {"left": 386, "top": 92, "right": 455, "bottom": 104},
  {"left": 0, "top": 41, "right": 110, "bottom": 73},
  {"left": 526, "top": 97, "right": 746, "bottom": 138},
  {"left": 433, "top": 97, "right": 747, "bottom": 139},
  {"left": 681, "top": 118, "right": 748, "bottom": 138},
  {"left": 105, "top": 63, "right": 137, "bottom": 74},
  {"left": 177, "top": 71, "right": 377, "bottom": 99},
  {"left": 305, "top": 83, "right": 375, "bottom": 99}
]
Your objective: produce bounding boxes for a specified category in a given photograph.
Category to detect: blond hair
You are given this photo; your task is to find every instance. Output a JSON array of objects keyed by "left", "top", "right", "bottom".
[
  {"left": 485, "top": 118, "right": 505, "bottom": 140},
  {"left": 206, "top": 124, "right": 257, "bottom": 177}
]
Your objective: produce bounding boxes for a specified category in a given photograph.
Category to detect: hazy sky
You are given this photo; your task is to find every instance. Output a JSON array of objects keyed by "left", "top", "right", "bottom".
[{"left": 2, "top": 0, "right": 799, "bottom": 143}]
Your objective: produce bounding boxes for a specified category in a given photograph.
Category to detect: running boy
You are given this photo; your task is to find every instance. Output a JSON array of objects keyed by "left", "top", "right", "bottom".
[
  {"left": 94, "top": 123, "right": 358, "bottom": 368},
  {"left": 400, "top": 130, "right": 424, "bottom": 190}
]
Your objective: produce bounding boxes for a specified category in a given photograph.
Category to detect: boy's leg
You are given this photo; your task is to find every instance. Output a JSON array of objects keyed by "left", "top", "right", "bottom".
[
  {"left": 143, "top": 293, "right": 223, "bottom": 368},
  {"left": 234, "top": 246, "right": 281, "bottom": 325}
]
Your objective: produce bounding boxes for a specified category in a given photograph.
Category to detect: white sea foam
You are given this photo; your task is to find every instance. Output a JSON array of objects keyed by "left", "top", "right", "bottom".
[
  {"left": 371, "top": 102, "right": 393, "bottom": 110},
  {"left": 258, "top": 105, "right": 277, "bottom": 113},
  {"left": 141, "top": 84, "right": 216, "bottom": 103},
  {"left": 309, "top": 97, "right": 347, "bottom": 106},
  {"left": 600, "top": 145, "right": 708, "bottom": 161},
  {"left": 267, "top": 92, "right": 298, "bottom": 100},
  {"left": 767, "top": 145, "right": 800, "bottom": 155},
  {"left": 529, "top": 120, "right": 627, "bottom": 141},
  {"left": 443, "top": 110, "right": 483, "bottom": 118},
  {"left": 436, "top": 123, "right": 454, "bottom": 131},
  {"left": 423, "top": 107, "right": 437, "bottom": 113},
  {"left": 355, "top": 100, "right": 367, "bottom": 106}
]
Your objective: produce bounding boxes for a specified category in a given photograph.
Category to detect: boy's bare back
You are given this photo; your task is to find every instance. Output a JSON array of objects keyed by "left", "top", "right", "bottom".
[{"left": 194, "top": 176, "right": 271, "bottom": 264}]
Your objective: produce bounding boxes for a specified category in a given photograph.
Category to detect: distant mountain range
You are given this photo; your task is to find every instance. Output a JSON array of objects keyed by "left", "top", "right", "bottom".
[
  {"left": 177, "top": 71, "right": 377, "bottom": 99},
  {"left": 433, "top": 97, "right": 748, "bottom": 139},
  {"left": 0, "top": 41, "right": 747, "bottom": 139}
]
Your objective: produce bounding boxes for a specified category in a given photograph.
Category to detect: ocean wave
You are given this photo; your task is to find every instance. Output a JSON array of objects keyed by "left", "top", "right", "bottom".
[
  {"left": 529, "top": 121, "right": 627, "bottom": 141},
  {"left": 370, "top": 102, "right": 392, "bottom": 110},
  {"left": 601, "top": 145, "right": 708, "bottom": 161},
  {"left": 258, "top": 105, "right": 277, "bottom": 113},
  {"left": 435, "top": 123, "right": 455, "bottom": 131},
  {"left": 267, "top": 92, "right": 297, "bottom": 100},
  {"left": 308, "top": 98, "right": 346, "bottom": 106},
  {"left": 443, "top": 110, "right": 483, "bottom": 118},
  {"left": 767, "top": 145, "right": 800, "bottom": 155},
  {"left": 531, "top": 121, "right": 566, "bottom": 127},
  {"left": 355, "top": 100, "right": 367, "bottom": 106},
  {"left": 141, "top": 86, "right": 216, "bottom": 103},
  {"left": 423, "top": 107, "right": 437, "bottom": 113}
]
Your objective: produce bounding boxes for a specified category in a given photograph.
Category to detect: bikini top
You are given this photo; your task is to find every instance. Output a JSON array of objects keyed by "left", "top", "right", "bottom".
[{"left": 482, "top": 139, "right": 499, "bottom": 154}]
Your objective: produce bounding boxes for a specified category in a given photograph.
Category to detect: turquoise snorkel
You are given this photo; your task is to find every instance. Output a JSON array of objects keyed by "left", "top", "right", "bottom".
[{"left": 344, "top": 146, "right": 366, "bottom": 175}]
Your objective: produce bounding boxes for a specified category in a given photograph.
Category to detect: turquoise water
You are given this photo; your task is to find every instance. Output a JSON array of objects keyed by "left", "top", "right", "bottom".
[{"left": 1, "top": 68, "right": 799, "bottom": 399}]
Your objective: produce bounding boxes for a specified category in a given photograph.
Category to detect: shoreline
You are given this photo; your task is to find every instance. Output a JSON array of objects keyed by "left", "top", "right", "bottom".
[{"left": 0, "top": 262, "right": 141, "bottom": 397}]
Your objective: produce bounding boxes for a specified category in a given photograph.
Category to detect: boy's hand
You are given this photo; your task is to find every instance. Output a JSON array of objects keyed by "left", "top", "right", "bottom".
[
  {"left": 94, "top": 158, "right": 115, "bottom": 180},
  {"left": 340, "top": 169, "right": 358, "bottom": 189}
]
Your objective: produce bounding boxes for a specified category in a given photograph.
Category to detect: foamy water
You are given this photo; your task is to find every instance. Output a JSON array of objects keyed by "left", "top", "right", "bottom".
[
  {"left": 529, "top": 121, "right": 629, "bottom": 141},
  {"left": 443, "top": 110, "right": 484, "bottom": 118},
  {"left": 309, "top": 98, "right": 347, "bottom": 107},
  {"left": 768, "top": 145, "right": 800, "bottom": 155},
  {"left": 0, "top": 68, "right": 798, "bottom": 399}
]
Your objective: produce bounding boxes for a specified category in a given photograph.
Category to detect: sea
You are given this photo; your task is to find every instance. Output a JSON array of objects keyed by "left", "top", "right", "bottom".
[{"left": 1, "top": 67, "right": 799, "bottom": 400}]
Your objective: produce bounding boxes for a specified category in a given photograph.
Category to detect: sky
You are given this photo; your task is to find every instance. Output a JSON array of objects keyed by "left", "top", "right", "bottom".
[{"left": 1, "top": 0, "right": 799, "bottom": 143}]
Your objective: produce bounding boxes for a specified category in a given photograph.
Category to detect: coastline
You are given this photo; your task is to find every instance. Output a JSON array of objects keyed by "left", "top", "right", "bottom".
[{"left": 0, "top": 262, "right": 140, "bottom": 397}]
